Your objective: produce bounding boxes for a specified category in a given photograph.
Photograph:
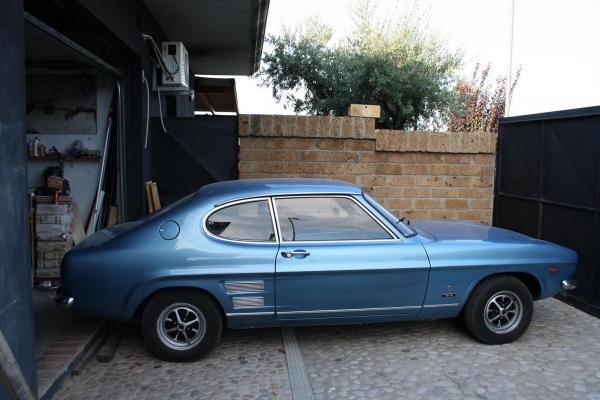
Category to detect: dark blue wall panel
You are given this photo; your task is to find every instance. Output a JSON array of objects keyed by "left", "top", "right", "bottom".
[{"left": 0, "top": 0, "right": 37, "bottom": 398}]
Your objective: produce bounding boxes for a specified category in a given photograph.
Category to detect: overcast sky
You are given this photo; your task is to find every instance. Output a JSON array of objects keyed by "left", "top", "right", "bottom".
[{"left": 234, "top": 0, "right": 600, "bottom": 117}]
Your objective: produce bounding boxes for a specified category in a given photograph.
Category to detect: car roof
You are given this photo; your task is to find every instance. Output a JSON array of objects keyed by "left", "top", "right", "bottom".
[{"left": 197, "top": 178, "right": 362, "bottom": 203}]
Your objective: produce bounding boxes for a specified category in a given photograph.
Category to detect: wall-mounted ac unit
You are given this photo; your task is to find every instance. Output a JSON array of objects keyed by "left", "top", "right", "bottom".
[{"left": 160, "top": 41, "right": 189, "bottom": 89}]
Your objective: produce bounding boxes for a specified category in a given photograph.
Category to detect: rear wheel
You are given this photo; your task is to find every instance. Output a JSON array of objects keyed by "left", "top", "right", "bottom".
[
  {"left": 142, "top": 290, "right": 222, "bottom": 361},
  {"left": 463, "top": 275, "right": 533, "bottom": 344}
]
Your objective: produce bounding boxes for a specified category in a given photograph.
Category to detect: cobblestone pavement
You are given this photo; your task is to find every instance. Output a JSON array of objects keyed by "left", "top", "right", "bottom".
[
  {"left": 54, "top": 328, "right": 292, "bottom": 400},
  {"left": 296, "top": 298, "right": 600, "bottom": 400},
  {"left": 54, "top": 298, "right": 600, "bottom": 400}
]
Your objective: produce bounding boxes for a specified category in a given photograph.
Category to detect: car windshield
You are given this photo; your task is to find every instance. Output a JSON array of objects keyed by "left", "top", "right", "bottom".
[{"left": 362, "top": 192, "right": 417, "bottom": 237}]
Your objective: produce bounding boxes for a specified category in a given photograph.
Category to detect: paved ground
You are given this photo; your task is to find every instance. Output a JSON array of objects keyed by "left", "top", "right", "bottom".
[{"left": 54, "top": 298, "right": 600, "bottom": 400}]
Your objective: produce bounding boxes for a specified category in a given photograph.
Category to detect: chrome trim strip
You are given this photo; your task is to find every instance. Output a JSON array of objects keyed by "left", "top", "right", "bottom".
[
  {"left": 272, "top": 194, "right": 398, "bottom": 242},
  {"left": 202, "top": 197, "right": 279, "bottom": 245},
  {"left": 213, "top": 191, "right": 362, "bottom": 207},
  {"left": 224, "top": 280, "right": 265, "bottom": 293},
  {"left": 232, "top": 296, "right": 264, "bottom": 309},
  {"left": 226, "top": 311, "right": 274, "bottom": 317},
  {"left": 422, "top": 303, "right": 460, "bottom": 308},
  {"left": 277, "top": 305, "right": 421, "bottom": 315}
]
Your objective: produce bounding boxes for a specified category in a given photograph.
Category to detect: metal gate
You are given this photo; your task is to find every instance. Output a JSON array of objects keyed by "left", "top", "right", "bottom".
[
  {"left": 150, "top": 116, "right": 239, "bottom": 206},
  {"left": 494, "top": 106, "right": 600, "bottom": 317}
]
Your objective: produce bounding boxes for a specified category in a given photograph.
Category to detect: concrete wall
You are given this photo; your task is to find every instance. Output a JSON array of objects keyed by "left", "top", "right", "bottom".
[
  {"left": 239, "top": 114, "right": 497, "bottom": 224},
  {"left": 0, "top": 0, "right": 38, "bottom": 398}
]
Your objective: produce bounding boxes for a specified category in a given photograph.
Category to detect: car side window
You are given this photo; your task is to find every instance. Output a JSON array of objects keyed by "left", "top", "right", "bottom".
[
  {"left": 205, "top": 200, "right": 275, "bottom": 242},
  {"left": 274, "top": 197, "right": 392, "bottom": 241}
]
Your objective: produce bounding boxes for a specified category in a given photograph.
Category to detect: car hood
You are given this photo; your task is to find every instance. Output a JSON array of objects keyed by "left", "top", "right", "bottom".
[{"left": 411, "top": 220, "right": 538, "bottom": 244}]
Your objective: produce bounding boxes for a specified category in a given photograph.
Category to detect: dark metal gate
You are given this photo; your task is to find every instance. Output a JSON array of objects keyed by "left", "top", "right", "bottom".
[
  {"left": 494, "top": 106, "right": 600, "bottom": 317},
  {"left": 150, "top": 116, "right": 239, "bottom": 206}
]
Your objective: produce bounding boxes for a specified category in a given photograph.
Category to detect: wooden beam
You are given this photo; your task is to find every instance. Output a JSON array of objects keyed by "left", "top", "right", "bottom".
[
  {"left": 145, "top": 181, "right": 154, "bottom": 214},
  {"left": 150, "top": 182, "right": 161, "bottom": 212},
  {"left": 0, "top": 329, "right": 36, "bottom": 400},
  {"left": 348, "top": 104, "right": 381, "bottom": 118}
]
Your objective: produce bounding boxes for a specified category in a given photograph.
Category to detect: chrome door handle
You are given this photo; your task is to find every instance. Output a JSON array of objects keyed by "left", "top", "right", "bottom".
[{"left": 281, "top": 250, "right": 310, "bottom": 258}]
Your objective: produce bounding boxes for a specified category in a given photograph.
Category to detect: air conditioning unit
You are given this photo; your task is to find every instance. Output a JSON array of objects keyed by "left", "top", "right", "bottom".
[{"left": 160, "top": 42, "right": 189, "bottom": 89}]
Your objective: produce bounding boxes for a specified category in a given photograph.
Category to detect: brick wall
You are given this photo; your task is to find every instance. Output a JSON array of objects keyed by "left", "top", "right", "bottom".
[{"left": 238, "top": 114, "right": 497, "bottom": 224}]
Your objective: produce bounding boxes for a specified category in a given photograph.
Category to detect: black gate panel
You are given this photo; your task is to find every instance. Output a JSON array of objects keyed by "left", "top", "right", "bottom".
[
  {"left": 150, "top": 116, "right": 238, "bottom": 206},
  {"left": 494, "top": 106, "right": 600, "bottom": 317}
]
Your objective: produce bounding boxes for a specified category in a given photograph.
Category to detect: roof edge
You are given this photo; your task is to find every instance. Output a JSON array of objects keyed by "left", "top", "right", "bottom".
[{"left": 250, "top": 0, "right": 270, "bottom": 75}]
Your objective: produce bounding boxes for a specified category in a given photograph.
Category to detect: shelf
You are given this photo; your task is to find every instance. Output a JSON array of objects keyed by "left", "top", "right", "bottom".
[{"left": 28, "top": 154, "right": 100, "bottom": 161}]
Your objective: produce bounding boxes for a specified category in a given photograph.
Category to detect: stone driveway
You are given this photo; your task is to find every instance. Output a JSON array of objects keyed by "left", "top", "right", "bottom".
[{"left": 54, "top": 298, "right": 600, "bottom": 400}]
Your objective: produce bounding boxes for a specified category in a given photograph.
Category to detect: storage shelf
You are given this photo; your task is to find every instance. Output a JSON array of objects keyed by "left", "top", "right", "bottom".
[{"left": 28, "top": 154, "right": 100, "bottom": 161}]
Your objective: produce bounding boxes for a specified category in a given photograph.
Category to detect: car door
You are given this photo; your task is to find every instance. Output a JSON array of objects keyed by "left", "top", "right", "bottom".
[
  {"left": 273, "top": 195, "right": 430, "bottom": 320},
  {"left": 203, "top": 198, "right": 279, "bottom": 318}
]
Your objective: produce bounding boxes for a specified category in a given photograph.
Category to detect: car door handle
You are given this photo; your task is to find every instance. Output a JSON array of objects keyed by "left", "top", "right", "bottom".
[{"left": 281, "top": 250, "right": 310, "bottom": 258}]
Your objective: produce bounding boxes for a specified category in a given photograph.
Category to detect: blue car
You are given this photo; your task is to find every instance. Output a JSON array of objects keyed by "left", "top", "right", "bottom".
[{"left": 59, "top": 179, "right": 577, "bottom": 361}]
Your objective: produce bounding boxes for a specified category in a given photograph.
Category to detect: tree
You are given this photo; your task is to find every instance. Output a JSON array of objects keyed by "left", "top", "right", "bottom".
[
  {"left": 448, "top": 63, "right": 521, "bottom": 133},
  {"left": 258, "top": 1, "right": 462, "bottom": 130}
]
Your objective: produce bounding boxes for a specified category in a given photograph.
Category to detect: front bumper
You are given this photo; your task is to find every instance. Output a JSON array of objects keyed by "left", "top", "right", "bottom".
[{"left": 561, "top": 279, "right": 577, "bottom": 294}]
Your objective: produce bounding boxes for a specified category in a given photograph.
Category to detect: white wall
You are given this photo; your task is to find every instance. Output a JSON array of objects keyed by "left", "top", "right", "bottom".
[{"left": 26, "top": 71, "right": 114, "bottom": 221}]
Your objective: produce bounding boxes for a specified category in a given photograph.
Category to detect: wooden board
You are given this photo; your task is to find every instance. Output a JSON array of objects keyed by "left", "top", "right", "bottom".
[
  {"left": 145, "top": 181, "right": 154, "bottom": 213},
  {"left": 151, "top": 182, "right": 161, "bottom": 211},
  {"left": 348, "top": 104, "right": 381, "bottom": 118}
]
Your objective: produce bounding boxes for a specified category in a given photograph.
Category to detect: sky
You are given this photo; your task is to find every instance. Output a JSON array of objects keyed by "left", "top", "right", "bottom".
[{"left": 234, "top": 0, "right": 600, "bottom": 118}]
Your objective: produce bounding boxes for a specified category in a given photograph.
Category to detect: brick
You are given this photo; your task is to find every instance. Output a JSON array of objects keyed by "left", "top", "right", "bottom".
[
  {"left": 240, "top": 149, "right": 269, "bottom": 161},
  {"left": 270, "top": 150, "right": 297, "bottom": 161},
  {"left": 415, "top": 199, "right": 442, "bottom": 209},
  {"left": 375, "top": 164, "right": 403, "bottom": 175},
  {"left": 385, "top": 198, "right": 414, "bottom": 210},
  {"left": 298, "top": 151, "right": 331, "bottom": 161},
  {"left": 360, "top": 175, "right": 387, "bottom": 186},
  {"left": 344, "top": 139, "right": 375, "bottom": 151},
  {"left": 445, "top": 199, "right": 469, "bottom": 209},
  {"left": 255, "top": 138, "right": 284, "bottom": 149},
  {"left": 239, "top": 137, "right": 256, "bottom": 149},
  {"left": 403, "top": 187, "right": 432, "bottom": 198},
  {"left": 429, "top": 210, "right": 457, "bottom": 220},
  {"left": 316, "top": 139, "right": 339, "bottom": 150},
  {"left": 256, "top": 162, "right": 284, "bottom": 173},
  {"left": 239, "top": 161, "right": 255, "bottom": 173},
  {"left": 331, "top": 151, "right": 359, "bottom": 162},
  {"left": 402, "top": 164, "right": 430, "bottom": 175},
  {"left": 284, "top": 138, "right": 314, "bottom": 150}
]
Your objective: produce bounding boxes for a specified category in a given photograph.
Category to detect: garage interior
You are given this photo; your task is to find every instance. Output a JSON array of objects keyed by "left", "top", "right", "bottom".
[{"left": 2, "top": 1, "right": 269, "bottom": 399}]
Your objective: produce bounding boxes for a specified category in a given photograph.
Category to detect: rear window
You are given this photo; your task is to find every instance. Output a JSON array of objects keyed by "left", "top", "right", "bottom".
[{"left": 205, "top": 200, "right": 275, "bottom": 242}]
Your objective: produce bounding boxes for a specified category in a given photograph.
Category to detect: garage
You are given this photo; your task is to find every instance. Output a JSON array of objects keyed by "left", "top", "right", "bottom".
[{"left": 0, "top": 1, "right": 268, "bottom": 398}]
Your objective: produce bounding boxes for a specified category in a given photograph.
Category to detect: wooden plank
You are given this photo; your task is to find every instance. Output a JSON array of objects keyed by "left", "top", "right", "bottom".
[
  {"left": 107, "top": 206, "right": 118, "bottom": 227},
  {"left": 150, "top": 182, "right": 161, "bottom": 211},
  {"left": 348, "top": 104, "right": 381, "bottom": 118},
  {"left": 0, "top": 329, "right": 36, "bottom": 400},
  {"left": 145, "top": 181, "right": 154, "bottom": 213}
]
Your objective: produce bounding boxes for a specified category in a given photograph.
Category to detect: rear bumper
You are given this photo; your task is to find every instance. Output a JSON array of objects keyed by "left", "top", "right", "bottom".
[
  {"left": 55, "top": 295, "right": 74, "bottom": 308},
  {"left": 561, "top": 279, "right": 577, "bottom": 293}
]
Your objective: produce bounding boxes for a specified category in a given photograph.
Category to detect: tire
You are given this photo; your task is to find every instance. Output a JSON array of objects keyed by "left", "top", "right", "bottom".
[
  {"left": 463, "top": 275, "right": 533, "bottom": 345},
  {"left": 142, "top": 290, "right": 223, "bottom": 361}
]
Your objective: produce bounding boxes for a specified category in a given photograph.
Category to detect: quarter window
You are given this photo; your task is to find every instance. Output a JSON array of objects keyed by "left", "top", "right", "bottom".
[
  {"left": 275, "top": 197, "right": 392, "bottom": 241},
  {"left": 205, "top": 200, "right": 275, "bottom": 242}
]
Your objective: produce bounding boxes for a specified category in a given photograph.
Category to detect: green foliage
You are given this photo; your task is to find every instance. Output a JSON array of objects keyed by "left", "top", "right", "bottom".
[{"left": 258, "top": 1, "right": 462, "bottom": 129}]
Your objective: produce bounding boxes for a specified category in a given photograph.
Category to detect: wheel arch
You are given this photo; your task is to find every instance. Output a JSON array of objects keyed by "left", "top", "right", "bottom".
[
  {"left": 132, "top": 286, "right": 227, "bottom": 326},
  {"left": 466, "top": 272, "right": 542, "bottom": 304}
]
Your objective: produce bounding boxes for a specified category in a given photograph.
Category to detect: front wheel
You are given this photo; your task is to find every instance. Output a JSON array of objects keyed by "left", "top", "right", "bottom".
[
  {"left": 142, "top": 290, "right": 223, "bottom": 361},
  {"left": 463, "top": 275, "right": 533, "bottom": 344}
]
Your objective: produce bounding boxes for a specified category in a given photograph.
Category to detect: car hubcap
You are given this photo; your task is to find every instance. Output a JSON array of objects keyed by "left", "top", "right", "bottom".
[
  {"left": 483, "top": 291, "right": 523, "bottom": 334},
  {"left": 157, "top": 303, "right": 206, "bottom": 350}
]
